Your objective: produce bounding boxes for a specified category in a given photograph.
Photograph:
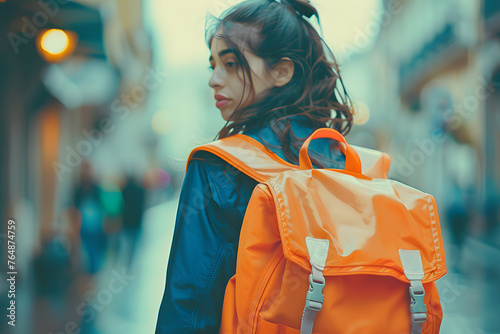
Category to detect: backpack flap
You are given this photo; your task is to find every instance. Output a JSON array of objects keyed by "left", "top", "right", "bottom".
[
  {"left": 267, "top": 169, "right": 447, "bottom": 284},
  {"left": 259, "top": 170, "right": 446, "bottom": 333}
]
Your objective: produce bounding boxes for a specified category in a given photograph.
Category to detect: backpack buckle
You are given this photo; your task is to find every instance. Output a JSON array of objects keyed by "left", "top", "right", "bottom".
[
  {"left": 399, "top": 249, "right": 428, "bottom": 331},
  {"left": 409, "top": 281, "right": 427, "bottom": 322},
  {"left": 305, "top": 273, "right": 325, "bottom": 311}
]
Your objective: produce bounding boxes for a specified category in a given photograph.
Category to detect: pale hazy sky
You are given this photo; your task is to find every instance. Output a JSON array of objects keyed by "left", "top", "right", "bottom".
[{"left": 146, "top": 0, "right": 383, "bottom": 68}]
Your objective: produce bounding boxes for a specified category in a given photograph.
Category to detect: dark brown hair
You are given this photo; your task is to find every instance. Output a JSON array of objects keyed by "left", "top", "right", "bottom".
[{"left": 206, "top": 0, "right": 354, "bottom": 166}]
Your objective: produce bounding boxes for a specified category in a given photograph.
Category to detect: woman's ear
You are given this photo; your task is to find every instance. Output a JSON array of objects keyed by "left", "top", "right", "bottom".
[{"left": 272, "top": 57, "right": 294, "bottom": 87}]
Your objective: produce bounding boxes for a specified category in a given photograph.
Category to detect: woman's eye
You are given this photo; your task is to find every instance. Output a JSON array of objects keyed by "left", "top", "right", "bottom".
[{"left": 208, "top": 62, "right": 238, "bottom": 71}]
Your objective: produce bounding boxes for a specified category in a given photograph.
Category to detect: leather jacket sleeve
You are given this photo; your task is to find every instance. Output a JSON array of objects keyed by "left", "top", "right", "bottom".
[{"left": 155, "top": 150, "right": 258, "bottom": 334}]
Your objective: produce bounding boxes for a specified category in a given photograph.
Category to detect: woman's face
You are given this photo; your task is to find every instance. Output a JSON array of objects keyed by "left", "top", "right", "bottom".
[{"left": 209, "top": 35, "right": 276, "bottom": 121}]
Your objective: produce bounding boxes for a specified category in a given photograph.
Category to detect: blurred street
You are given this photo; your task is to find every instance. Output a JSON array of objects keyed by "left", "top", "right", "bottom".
[{"left": 51, "top": 197, "right": 500, "bottom": 334}]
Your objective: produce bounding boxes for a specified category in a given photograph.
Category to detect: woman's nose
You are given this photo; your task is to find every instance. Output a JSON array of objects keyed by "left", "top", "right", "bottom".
[{"left": 209, "top": 68, "right": 224, "bottom": 89}]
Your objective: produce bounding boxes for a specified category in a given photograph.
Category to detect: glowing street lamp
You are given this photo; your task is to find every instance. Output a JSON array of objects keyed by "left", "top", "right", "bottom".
[{"left": 37, "top": 29, "right": 77, "bottom": 62}]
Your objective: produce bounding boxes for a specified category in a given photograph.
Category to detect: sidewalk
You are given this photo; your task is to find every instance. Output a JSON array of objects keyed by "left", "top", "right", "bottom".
[
  {"left": 91, "top": 197, "right": 179, "bottom": 334},
  {"left": 437, "top": 235, "right": 500, "bottom": 334}
]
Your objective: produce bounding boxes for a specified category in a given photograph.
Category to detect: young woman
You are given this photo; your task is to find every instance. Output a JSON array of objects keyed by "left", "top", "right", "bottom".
[{"left": 155, "top": 0, "right": 354, "bottom": 332}]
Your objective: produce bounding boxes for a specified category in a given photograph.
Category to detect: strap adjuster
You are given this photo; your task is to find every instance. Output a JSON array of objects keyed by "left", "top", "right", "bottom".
[
  {"left": 305, "top": 273, "right": 325, "bottom": 311},
  {"left": 411, "top": 312, "right": 427, "bottom": 324}
]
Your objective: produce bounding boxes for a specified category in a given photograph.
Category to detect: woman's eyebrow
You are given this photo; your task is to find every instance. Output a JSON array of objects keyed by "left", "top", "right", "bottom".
[{"left": 209, "top": 48, "right": 237, "bottom": 62}]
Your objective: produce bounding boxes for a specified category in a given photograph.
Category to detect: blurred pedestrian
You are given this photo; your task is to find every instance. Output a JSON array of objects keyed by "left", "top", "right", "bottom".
[
  {"left": 120, "top": 174, "right": 146, "bottom": 267},
  {"left": 99, "top": 177, "right": 124, "bottom": 267},
  {"left": 484, "top": 187, "right": 500, "bottom": 237},
  {"left": 33, "top": 229, "right": 72, "bottom": 302},
  {"left": 72, "top": 160, "right": 107, "bottom": 275},
  {"left": 445, "top": 180, "right": 471, "bottom": 271}
]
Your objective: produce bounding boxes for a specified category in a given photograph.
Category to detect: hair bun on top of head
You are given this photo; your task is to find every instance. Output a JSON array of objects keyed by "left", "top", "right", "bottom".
[{"left": 279, "top": 0, "right": 318, "bottom": 19}]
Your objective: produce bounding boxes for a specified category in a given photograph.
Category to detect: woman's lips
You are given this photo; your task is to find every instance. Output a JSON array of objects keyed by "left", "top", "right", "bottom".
[{"left": 216, "top": 99, "right": 230, "bottom": 108}]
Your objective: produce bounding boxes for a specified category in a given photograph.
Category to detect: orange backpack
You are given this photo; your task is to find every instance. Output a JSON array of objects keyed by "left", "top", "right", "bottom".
[{"left": 187, "top": 128, "right": 447, "bottom": 334}]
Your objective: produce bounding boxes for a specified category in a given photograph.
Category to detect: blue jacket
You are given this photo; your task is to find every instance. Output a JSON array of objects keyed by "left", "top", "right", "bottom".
[{"left": 155, "top": 117, "right": 345, "bottom": 333}]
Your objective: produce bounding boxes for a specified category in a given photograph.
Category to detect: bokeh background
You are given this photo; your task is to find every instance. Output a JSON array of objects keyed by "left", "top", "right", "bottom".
[{"left": 1, "top": 0, "right": 499, "bottom": 333}]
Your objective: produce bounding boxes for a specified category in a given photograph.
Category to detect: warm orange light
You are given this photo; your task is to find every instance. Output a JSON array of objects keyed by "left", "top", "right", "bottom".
[
  {"left": 40, "top": 29, "right": 69, "bottom": 55},
  {"left": 37, "top": 29, "right": 77, "bottom": 62}
]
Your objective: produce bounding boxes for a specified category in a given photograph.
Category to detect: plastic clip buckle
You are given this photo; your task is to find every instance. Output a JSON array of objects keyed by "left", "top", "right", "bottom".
[
  {"left": 409, "top": 285, "right": 427, "bottom": 323},
  {"left": 305, "top": 273, "right": 325, "bottom": 311}
]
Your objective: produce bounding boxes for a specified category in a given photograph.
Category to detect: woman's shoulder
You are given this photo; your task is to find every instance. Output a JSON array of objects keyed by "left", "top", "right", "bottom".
[
  {"left": 186, "top": 149, "right": 259, "bottom": 214},
  {"left": 189, "top": 149, "right": 227, "bottom": 168},
  {"left": 188, "top": 150, "right": 234, "bottom": 187},
  {"left": 188, "top": 149, "right": 257, "bottom": 189}
]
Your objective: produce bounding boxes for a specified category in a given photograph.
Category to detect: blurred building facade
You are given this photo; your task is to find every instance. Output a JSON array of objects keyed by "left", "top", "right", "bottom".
[
  {"left": 346, "top": 0, "right": 499, "bottom": 235},
  {"left": 1, "top": 0, "right": 153, "bottom": 332}
]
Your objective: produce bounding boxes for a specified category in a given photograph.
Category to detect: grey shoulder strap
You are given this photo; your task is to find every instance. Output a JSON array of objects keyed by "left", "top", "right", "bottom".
[
  {"left": 399, "top": 249, "right": 427, "bottom": 334},
  {"left": 300, "top": 237, "right": 329, "bottom": 334}
]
